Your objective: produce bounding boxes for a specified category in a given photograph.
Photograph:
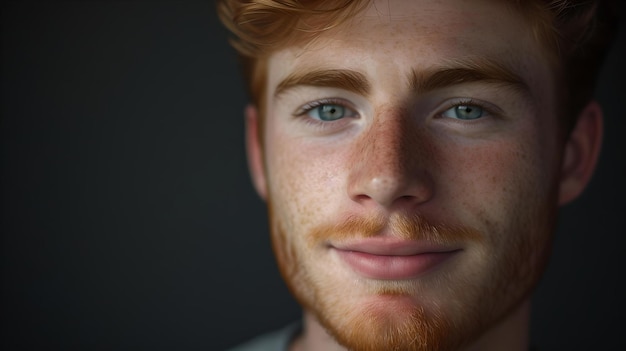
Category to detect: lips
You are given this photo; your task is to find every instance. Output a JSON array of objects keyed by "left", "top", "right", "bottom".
[{"left": 332, "top": 237, "right": 461, "bottom": 280}]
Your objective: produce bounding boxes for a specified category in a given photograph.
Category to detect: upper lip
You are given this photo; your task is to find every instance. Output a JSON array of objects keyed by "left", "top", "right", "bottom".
[{"left": 330, "top": 237, "right": 460, "bottom": 256}]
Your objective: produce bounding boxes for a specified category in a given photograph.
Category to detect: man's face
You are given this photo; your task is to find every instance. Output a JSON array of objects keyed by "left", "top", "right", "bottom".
[{"left": 250, "top": 0, "right": 569, "bottom": 350}]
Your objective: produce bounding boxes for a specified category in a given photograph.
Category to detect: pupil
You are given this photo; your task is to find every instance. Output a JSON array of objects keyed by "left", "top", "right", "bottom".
[
  {"left": 457, "top": 105, "right": 480, "bottom": 119},
  {"left": 320, "top": 105, "right": 343, "bottom": 120},
  {"left": 459, "top": 106, "right": 471, "bottom": 114}
]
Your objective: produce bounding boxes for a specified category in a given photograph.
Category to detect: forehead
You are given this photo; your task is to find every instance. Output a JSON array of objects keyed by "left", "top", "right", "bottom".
[{"left": 266, "top": 0, "right": 552, "bottom": 103}]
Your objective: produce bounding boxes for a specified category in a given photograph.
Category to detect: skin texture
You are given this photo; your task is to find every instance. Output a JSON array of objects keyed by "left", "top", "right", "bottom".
[{"left": 245, "top": 0, "right": 603, "bottom": 350}]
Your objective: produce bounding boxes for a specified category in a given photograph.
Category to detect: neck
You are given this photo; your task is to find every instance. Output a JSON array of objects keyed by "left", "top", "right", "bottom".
[
  {"left": 290, "top": 299, "right": 531, "bottom": 351},
  {"left": 289, "top": 311, "right": 345, "bottom": 351}
]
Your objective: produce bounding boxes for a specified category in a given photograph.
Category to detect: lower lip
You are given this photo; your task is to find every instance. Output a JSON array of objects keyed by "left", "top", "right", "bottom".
[{"left": 335, "top": 249, "right": 460, "bottom": 280}]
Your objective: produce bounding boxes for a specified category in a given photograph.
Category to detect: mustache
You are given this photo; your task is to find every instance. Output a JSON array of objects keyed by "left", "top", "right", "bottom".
[{"left": 307, "top": 212, "right": 481, "bottom": 247}]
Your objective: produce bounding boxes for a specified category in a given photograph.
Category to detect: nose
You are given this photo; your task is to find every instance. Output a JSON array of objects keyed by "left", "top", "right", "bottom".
[{"left": 347, "top": 108, "right": 434, "bottom": 210}]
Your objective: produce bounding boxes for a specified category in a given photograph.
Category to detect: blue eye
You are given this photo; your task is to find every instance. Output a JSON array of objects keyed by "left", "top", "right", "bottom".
[
  {"left": 442, "top": 105, "right": 485, "bottom": 120},
  {"left": 308, "top": 104, "right": 349, "bottom": 121}
]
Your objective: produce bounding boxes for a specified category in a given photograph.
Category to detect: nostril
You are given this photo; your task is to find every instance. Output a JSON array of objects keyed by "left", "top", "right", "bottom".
[
  {"left": 348, "top": 169, "right": 435, "bottom": 210},
  {"left": 352, "top": 194, "right": 372, "bottom": 202},
  {"left": 398, "top": 195, "right": 416, "bottom": 202}
]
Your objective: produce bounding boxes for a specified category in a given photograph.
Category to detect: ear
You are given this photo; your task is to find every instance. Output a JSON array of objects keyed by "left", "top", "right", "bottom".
[
  {"left": 245, "top": 104, "right": 268, "bottom": 200},
  {"left": 558, "top": 101, "right": 603, "bottom": 205}
]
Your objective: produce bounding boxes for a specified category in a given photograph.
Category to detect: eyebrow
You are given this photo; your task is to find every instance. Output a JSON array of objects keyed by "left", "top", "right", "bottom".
[
  {"left": 409, "top": 58, "right": 530, "bottom": 96},
  {"left": 273, "top": 58, "right": 529, "bottom": 98},
  {"left": 275, "top": 69, "right": 370, "bottom": 97}
]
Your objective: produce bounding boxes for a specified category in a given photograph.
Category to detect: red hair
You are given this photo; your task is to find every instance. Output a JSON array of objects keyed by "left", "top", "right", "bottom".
[{"left": 218, "top": 0, "right": 617, "bottom": 130}]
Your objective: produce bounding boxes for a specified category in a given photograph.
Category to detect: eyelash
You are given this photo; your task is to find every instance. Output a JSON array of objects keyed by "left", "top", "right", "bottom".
[
  {"left": 292, "top": 97, "right": 498, "bottom": 130},
  {"left": 294, "top": 98, "right": 355, "bottom": 117},
  {"left": 293, "top": 98, "right": 358, "bottom": 129},
  {"left": 437, "top": 98, "right": 497, "bottom": 120}
]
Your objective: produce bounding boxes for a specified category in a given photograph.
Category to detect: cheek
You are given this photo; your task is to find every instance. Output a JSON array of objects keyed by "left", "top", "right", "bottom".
[
  {"left": 265, "top": 135, "right": 347, "bottom": 237},
  {"left": 442, "top": 134, "right": 560, "bottom": 274},
  {"left": 441, "top": 137, "right": 559, "bottom": 301},
  {"left": 265, "top": 136, "right": 350, "bottom": 306},
  {"left": 446, "top": 135, "right": 557, "bottom": 219},
  {"left": 451, "top": 136, "right": 558, "bottom": 265}
]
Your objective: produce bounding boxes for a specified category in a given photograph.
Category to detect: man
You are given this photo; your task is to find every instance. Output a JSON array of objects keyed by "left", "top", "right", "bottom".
[{"left": 218, "top": 1, "right": 616, "bottom": 350}]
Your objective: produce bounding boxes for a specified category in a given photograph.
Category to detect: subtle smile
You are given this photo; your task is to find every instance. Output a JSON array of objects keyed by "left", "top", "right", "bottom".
[{"left": 332, "top": 239, "right": 461, "bottom": 280}]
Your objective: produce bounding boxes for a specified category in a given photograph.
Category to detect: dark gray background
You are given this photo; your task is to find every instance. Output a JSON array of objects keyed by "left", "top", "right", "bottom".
[{"left": 1, "top": 1, "right": 624, "bottom": 350}]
